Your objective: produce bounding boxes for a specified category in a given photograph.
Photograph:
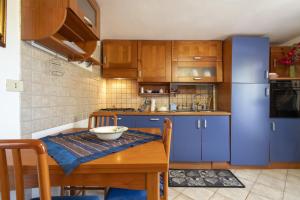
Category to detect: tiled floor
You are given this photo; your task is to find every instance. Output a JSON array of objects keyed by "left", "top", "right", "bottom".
[
  {"left": 168, "top": 169, "right": 300, "bottom": 200},
  {"left": 86, "top": 169, "right": 300, "bottom": 200}
]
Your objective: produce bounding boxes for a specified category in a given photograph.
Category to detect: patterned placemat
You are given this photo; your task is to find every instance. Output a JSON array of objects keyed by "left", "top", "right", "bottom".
[
  {"left": 40, "top": 130, "right": 162, "bottom": 174},
  {"left": 169, "top": 169, "right": 245, "bottom": 188}
]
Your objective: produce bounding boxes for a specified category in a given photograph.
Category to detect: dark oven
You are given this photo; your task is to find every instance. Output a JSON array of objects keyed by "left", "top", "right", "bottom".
[{"left": 270, "top": 80, "right": 300, "bottom": 118}]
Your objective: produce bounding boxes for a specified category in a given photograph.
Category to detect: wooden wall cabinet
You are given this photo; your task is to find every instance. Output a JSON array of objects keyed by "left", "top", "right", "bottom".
[
  {"left": 172, "top": 41, "right": 223, "bottom": 62},
  {"left": 102, "top": 40, "right": 138, "bottom": 79},
  {"left": 21, "top": 0, "right": 100, "bottom": 64},
  {"left": 138, "top": 41, "right": 172, "bottom": 82},
  {"left": 172, "top": 41, "right": 223, "bottom": 82},
  {"left": 270, "top": 46, "right": 300, "bottom": 79}
]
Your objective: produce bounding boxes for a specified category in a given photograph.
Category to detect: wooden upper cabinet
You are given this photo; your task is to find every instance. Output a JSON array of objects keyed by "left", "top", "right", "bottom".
[
  {"left": 172, "top": 40, "right": 223, "bottom": 83},
  {"left": 21, "top": 0, "right": 100, "bottom": 63},
  {"left": 270, "top": 46, "right": 292, "bottom": 78},
  {"left": 102, "top": 40, "right": 138, "bottom": 79},
  {"left": 68, "top": 0, "right": 100, "bottom": 38},
  {"left": 138, "top": 41, "right": 172, "bottom": 82},
  {"left": 172, "top": 41, "right": 223, "bottom": 62}
]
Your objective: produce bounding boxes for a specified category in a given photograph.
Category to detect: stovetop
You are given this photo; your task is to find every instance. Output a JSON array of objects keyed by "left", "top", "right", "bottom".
[{"left": 99, "top": 108, "right": 136, "bottom": 112}]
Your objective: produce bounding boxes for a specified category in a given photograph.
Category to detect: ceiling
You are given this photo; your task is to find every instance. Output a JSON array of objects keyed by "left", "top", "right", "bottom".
[{"left": 96, "top": 0, "right": 300, "bottom": 44}]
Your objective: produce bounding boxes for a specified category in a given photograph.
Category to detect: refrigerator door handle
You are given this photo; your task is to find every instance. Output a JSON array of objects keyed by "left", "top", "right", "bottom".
[
  {"left": 265, "top": 70, "right": 269, "bottom": 80},
  {"left": 265, "top": 87, "right": 270, "bottom": 97},
  {"left": 271, "top": 121, "right": 276, "bottom": 132}
]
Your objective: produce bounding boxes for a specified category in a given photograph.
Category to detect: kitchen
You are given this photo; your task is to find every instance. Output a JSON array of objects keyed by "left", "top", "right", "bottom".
[{"left": 1, "top": 0, "right": 300, "bottom": 200}]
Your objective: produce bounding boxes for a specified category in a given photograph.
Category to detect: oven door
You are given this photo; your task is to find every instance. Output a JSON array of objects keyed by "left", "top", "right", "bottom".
[{"left": 270, "top": 85, "right": 300, "bottom": 118}]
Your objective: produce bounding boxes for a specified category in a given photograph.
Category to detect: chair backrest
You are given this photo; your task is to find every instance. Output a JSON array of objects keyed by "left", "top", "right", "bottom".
[
  {"left": 162, "top": 118, "right": 172, "bottom": 160},
  {"left": 0, "top": 140, "right": 51, "bottom": 200},
  {"left": 88, "top": 112, "right": 118, "bottom": 129}
]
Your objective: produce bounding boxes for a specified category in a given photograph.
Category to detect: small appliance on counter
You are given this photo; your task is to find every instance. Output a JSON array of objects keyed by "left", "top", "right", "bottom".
[{"left": 157, "top": 105, "right": 168, "bottom": 112}]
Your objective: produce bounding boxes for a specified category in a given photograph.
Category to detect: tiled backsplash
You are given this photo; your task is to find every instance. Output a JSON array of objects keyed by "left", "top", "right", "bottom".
[
  {"left": 20, "top": 42, "right": 106, "bottom": 138},
  {"left": 105, "top": 79, "right": 213, "bottom": 110}
]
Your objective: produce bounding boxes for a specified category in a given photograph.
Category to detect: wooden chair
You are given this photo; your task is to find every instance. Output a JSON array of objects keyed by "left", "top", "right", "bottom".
[
  {"left": 105, "top": 118, "right": 173, "bottom": 200},
  {"left": 88, "top": 112, "right": 118, "bottom": 130},
  {"left": 0, "top": 139, "right": 100, "bottom": 200},
  {"left": 62, "top": 112, "right": 118, "bottom": 196}
]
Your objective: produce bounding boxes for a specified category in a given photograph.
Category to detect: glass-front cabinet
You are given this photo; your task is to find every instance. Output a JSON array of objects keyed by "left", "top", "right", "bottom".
[
  {"left": 172, "top": 61, "right": 222, "bottom": 82},
  {"left": 172, "top": 40, "right": 223, "bottom": 83},
  {"left": 68, "top": 0, "right": 100, "bottom": 38}
]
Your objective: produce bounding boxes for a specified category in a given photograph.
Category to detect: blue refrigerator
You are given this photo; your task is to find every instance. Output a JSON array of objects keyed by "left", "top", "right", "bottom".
[{"left": 230, "top": 36, "right": 270, "bottom": 165}]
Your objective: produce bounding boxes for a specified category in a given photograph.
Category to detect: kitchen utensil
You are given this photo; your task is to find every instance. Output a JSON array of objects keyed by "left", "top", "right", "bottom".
[
  {"left": 90, "top": 126, "right": 128, "bottom": 140},
  {"left": 146, "top": 90, "right": 152, "bottom": 93},
  {"left": 170, "top": 103, "right": 177, "bottom": 111}
]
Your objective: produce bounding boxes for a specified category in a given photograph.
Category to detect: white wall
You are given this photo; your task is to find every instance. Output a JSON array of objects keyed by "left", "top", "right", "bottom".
[
  {"left": 282, "top": 35, "right": 300, "bottom": 46},
  {"left": 0, "top": 0, "right": 21, "bottom": 139}
]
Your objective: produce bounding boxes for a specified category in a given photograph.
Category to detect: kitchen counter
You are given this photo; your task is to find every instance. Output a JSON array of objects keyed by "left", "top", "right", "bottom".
[{"left": 95, "top": 111, "right": 231, "bottom": 116}]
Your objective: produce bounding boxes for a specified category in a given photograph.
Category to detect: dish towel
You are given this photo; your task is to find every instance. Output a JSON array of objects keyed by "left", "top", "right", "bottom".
[{"left": 40, "top": 130, "right": 162, "bottom": 174}]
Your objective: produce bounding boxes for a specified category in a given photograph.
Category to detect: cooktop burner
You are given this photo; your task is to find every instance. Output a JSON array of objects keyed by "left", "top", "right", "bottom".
[{"left": 99, "top": 108, "right": 136, "bottom": 112}]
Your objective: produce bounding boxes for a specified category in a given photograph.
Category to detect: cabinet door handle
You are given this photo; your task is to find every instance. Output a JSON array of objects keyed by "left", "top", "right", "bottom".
[
  {"left": 265, "top": 70, "right": 269, "bottom": 79},
  {"left": 265, "top": 87, "right": 270, "bottom": 97},
  {"left": 138, "top": 70, "right": 142, "bottom": 78},
  {"left": 193, "top": 56, "right": 202, "bottom": 60},
  {"left": 150, "top": 118, "right": 160, "bottom": 121},
  {"left": 103, "top": 56, "right": 107, "bottom": 64},
  {"left": 112, "top": 117, "right": 122, "bottom": 120},
  {"left": 273, "top": 59, "right": 277, "bottom": 68},
  {"left": 271, "top": 121, "right": 276, "bottom": 132},
  {"left": 197, "top": 120, "right": 201, "bottom": 129},
  {"left": 193, "top": 77, "right": 202, "bottom": 80},
  {"left": 203, "top": 119, "right": 207, "bottom": 129},
  {"left": 83, "top": 16, "right": 93, "bottom": 27}
]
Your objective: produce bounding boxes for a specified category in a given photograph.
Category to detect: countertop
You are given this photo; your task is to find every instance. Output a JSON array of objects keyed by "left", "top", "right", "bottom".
[{"left": 95, "top": 111, "right": 231, "bottom": 116}]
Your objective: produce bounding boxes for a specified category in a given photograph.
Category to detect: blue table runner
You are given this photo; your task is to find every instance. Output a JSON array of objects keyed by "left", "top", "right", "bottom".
[{"left": 41, "top": 130, "right": 162, "bottom": 174}]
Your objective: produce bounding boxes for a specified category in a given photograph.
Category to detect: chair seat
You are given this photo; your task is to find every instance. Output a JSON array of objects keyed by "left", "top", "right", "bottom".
[
  {"left": 106, "top": 188, "right": 147, "bottom": 200},
  {"left": 31, "top": 196, "right": 100, "bottom": 200},
  {"left": 106, "top": 175, "right": 164, "bottom": 200}
]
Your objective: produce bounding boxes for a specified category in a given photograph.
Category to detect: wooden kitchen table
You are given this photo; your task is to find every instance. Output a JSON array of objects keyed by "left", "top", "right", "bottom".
[{"left": 10, "top": 128, "right": 168, "bottom": 200}]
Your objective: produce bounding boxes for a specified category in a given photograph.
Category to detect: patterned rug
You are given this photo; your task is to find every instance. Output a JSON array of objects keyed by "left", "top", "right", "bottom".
[{"left": 169, "top": 169, "right": 245, "bottom": 188}]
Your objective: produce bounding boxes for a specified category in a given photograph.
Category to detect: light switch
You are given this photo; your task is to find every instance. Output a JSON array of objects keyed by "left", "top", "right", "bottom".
[{"left": 6, "top": 79, "right": 24, "bottom": 92}]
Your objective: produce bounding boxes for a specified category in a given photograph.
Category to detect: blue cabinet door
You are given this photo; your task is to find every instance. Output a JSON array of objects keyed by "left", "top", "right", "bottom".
[
  {"left": 270, "top": 119, "right": 300, "bottom": 162},
  {"left": 117, "top": 115, "right": 136, "bottom": 128},
  {"left": 173, "top": 116, "right": 202, "bottom": 162},
  {"left": 135, "top": 116, "right": 167, "bottom": 132},
  {"left": 202, "top": 116, "right": 230, "bottom": 162},
  {"left": 231, "top": 83, "right": 270, "bottom": 165},
  {"left": 232, "top": 36, "right": 269, "bottom": 84}
]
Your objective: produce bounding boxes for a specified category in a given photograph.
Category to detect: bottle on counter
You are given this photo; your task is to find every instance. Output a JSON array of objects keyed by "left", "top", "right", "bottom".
[
  {"left": 150, "top": 98, "right": 156, "bottom": 112},
  {"left": 140, "top": 87, "right": 144, "bottom": 94}
]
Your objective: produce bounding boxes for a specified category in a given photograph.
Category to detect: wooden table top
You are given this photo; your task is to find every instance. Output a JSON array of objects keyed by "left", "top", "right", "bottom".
[{"left": 12, "top": 128, "right": 168, "bottom": 174}]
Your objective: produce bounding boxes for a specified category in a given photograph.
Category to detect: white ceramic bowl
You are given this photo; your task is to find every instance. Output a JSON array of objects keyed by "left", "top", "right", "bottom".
[{"left": 90, "top": 126, "right": 128, "bottom": 140}]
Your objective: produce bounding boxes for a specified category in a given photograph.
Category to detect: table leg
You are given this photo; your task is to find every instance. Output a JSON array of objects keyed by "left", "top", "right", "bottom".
[{"left": 147, "top": 172, "right": 160, "bottom": 200}]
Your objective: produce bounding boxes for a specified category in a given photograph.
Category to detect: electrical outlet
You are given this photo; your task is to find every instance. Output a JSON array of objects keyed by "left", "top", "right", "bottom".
[{"left": 6, "top": 79, "right": 24, "bottom": 92}]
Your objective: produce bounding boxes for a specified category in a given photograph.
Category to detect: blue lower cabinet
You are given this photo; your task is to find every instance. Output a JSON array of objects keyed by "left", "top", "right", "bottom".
[
  {"left": 135, "top": 116, "right": 167, "bottom": 132},
  {"left": 270, "top": 119, "right": 300, "bottom": 162},
  {"left": 173, "top": 116, "right": 202, "bottom": 162},
  {"left": 202, "top": 116, "right": 230, "bottom": 162},
  {"left": 117, "top": 115, "right": 136, "bottom": 128}
]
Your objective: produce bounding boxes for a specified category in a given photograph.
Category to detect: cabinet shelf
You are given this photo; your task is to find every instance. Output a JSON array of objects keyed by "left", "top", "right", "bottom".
[{"left": 269, "top": 77, "right": 300, "bottom": 81}]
